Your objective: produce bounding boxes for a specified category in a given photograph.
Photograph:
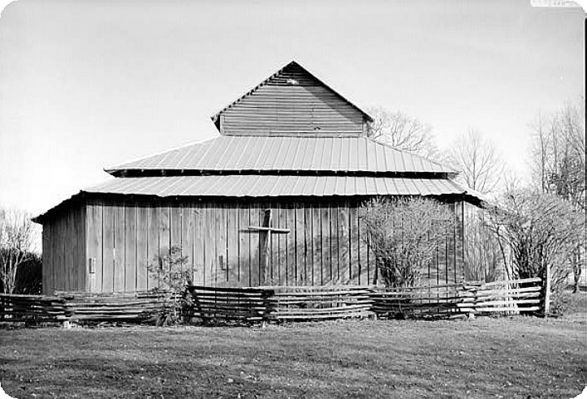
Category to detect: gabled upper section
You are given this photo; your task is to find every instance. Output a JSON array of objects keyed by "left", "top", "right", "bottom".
[
  {"left": 211, "top": 61, "right": 373, "bottom": 137},
  {"left": 105, "top": 136, "right": 456, "bottom": 177}
]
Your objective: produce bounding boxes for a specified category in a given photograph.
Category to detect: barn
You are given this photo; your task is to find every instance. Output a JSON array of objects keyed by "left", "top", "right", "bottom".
[{"left": 33, "top": 61, "right": 481, "bottom": 295}]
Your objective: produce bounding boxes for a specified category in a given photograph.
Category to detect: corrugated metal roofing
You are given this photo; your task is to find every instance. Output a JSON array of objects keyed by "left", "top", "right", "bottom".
[
  {"left": 210, "top": 60, "right": 373, "bottom": 125},
  {"left": 106, "top": 136, "right": 455, "bottom": 175},
  {"left": 84, "top": 176, "right": 468, "bottom": 197}
]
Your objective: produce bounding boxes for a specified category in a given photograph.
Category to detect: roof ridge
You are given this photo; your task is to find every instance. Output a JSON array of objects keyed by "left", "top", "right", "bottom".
[
  {"left": 364, "top": 136, "right": 458, "bottom": 175},
  {"left": 210, "top": 60, "right": 373, "bottom": 125}
]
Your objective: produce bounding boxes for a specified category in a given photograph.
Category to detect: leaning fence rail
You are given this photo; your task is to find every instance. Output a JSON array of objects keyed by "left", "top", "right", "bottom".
[
  {"left": 188, "top": 286, "right": 272, "bottom": 323},
  {"left": 0, "top": 277, "right": 544, "bottom": 325},
  {"left": 264, "top": 286, "right": 373, "bottom": 321}
]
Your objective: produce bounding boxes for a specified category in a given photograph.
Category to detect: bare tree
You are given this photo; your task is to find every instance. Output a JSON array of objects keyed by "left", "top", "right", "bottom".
[
  {"left": 445, "top": 129, "right": 504, "bottom": 194},
  {"left": 486, "top": 190, "right": 584, "bottom": 313},
  {"left": 530, "top": 101, "right": 585, "bottom": 208},
  {"left": 0, "top": 208, "right": 34, "bottom": 294},
  {"left": 367, "top": 107, "right": 438, "bottom": 158},
  {"left": 530, "top": 101, "right": 585, "bottom": 292}
]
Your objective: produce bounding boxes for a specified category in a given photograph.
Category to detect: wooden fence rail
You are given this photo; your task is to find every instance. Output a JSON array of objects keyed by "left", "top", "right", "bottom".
[
  {"left": 56, "top": 291, "right": 167, "bottom": 322},
  {"left": 265, "top": 286, "right": 373, "bottom": 321},
  {"left": 0, "top": 294, "right": 68, "bottom": 323},
  {"left": 0, "top": 277, "right": 544, "bottom": 325},
  {"left": 188, "top": 286, "right": 272, "bottom": 323}
]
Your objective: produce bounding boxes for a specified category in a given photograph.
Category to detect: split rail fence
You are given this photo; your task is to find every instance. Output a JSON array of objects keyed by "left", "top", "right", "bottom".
[{"left": 0, "top": 277, "right": 544, "bottom": 325}]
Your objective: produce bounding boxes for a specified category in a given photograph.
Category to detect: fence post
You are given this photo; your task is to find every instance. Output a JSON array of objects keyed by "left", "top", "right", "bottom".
[{"left": 544, "top": 264, "right": 551, "bottom": 317}]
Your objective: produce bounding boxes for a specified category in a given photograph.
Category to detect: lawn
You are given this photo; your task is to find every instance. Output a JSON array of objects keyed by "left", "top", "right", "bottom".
[{"left": 1, "top": 314, "right": 586, "bottom": 399}]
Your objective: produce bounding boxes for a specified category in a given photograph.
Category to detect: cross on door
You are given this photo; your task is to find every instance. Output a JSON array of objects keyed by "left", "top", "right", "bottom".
[{"left": 247, "top": 209, "right": 290, "bottom": 285}]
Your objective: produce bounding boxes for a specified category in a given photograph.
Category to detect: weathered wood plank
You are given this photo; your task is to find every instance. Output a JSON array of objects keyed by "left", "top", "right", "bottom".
[
  {"left": 284, "top": 204, "right": 295, "bottom": 286},
  {"left": 294, "top": 203, "right": 305, "bottom": 285},
  {"left": 159, "top": 204, "right": 170, "bottom": 259},
  {"left": 193, "top": 205, "right": 204, "bottom": 285},
  {"left": 136, "top": 205, "right": 148, "bottom": 291},
  {"left": 65, "top": 208, "right": 74, "bottom": 291},
  {"left": 312, "top": 205, "right": 323, "bottom": 285},
  {"left": 216, "top": 204, "right": 227, "bottom": 284},
  {"left": 102, "top": 204, "right": 115, "bottom": 293},
  {"left": 268, "top": 205, "right": 277, "bottom": 283},
  {"left": 358, "top": 204, "right": 370, "bottom": 286},
  {"left": 60, "top": 213, "right": 67, "bottom": 291},
  {"left": 76, "top": 205, "right": 86, "bottom": 291},
  {"left": 203, "top": 204, "right": 216, "bottom": 286},
  {"left": 86, "top": 202, "right": 103, "bottom": 293},
  {"left": 238, "top": 205, "right": 250, "bottom": 286},
  {"left": 226, "top": 205, "right": 238, "bottom": 285},
  {"left": 349, "top": 205, "right": 360, "bottom": 285},
  {"left": 277, "top": 205, "right": 287, "bottom": 285},
  {"left": 332, "top": 205, "right": 340, "bottom": 283},
  {"left": 303, "top": 205, "right": 313, "bottom": 285},
  {"left": 322, "top": 205, "right": 332, "bottom": 285},
  {"left": 182, "top": 205, "right": 194, "bottom": 283},
  {"left": 113, "top": 205, "right": 125, "bottom": 292},
  {"left": 124, "top": 204, "right": 137, "bottom": 292},
  {"left": 257, "top": 208, "right": 271, "bottom": 285},
  {"left": 146, "top": 206, "right": 159, "bottom": 290},
  {"left": 170, "top": 204, "right": 182, "bottom": 255},
  {"left": 338, "top": 203, "right": 350, "bottom": 283},
  {"left": 249, "top": 204, "right": 260, "bottom": 286}
]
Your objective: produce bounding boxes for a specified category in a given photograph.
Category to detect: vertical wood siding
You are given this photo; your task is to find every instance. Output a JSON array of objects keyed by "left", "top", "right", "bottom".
[
  {"left": 41, "top": 204, "right": 86, "bottom": 294},
  {"left": 42, "top": 198, "right": 466, "bottom": 293}
]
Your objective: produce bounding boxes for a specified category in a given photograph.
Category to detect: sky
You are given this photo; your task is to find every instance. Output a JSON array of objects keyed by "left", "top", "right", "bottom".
[{"left": 0, "top": 0, "right": 584, "bottom": 218}]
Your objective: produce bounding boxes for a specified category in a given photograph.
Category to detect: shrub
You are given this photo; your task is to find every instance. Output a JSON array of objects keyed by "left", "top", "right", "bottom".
[
  {"left": 360, "top": 197, "right": 454, "bottom": 288},
  {"left": 147, "top": 246, "right": 193, "bottom": 326}
]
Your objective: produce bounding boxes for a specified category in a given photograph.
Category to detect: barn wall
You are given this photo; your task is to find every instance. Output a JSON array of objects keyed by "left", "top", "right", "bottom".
[
  {"left": 221, "top": 64, "right": 366, "bottom": 137},
  {"left": 81, "top": 197, "right": 465, "bottom": 293},
  {"left": 41, "top": 204, "right": 86, "bottom": 294}
]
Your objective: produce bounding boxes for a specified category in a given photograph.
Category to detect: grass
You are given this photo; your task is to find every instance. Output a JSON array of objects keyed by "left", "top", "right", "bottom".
[{"left": 1, "top": 312, "right": 586, "bottom": 399}]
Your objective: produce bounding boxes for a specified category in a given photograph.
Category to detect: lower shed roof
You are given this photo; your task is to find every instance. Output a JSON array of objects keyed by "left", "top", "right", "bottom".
[
  {"left": 85, "top": 175, "right": 471, "bottom": 198},
  {"left": 33, "top": 176, "right": 485, "bottom": 223}
]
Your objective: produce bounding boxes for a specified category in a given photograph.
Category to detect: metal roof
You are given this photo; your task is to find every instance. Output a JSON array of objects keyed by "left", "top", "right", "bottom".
[
  {"left": 106, "top": 136, "right": 455, "bottom": 176},
  {"left": 210, "top": 60, "right": 373, "bottom": 125},
  {"left": 84, "top": 175, "right": 469, "bottom": 198}
]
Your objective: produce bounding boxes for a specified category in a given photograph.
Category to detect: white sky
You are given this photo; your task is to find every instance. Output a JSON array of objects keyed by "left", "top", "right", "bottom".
[{"left": 0, "top": 0, "right": 584, "bottom": 217}]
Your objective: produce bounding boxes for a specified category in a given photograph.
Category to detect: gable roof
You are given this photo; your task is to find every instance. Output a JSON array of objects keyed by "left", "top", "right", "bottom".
[
  {"left": 105, "top": 135, "right": 456, "bottom": 176},
  {"left": 210, "top": 60, "right": 373, "bottom": 128}
]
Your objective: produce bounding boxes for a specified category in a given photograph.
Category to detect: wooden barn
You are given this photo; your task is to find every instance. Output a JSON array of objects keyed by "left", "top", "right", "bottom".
[{"left": 33, "top": 61, "right": 482, "bottom": 294}]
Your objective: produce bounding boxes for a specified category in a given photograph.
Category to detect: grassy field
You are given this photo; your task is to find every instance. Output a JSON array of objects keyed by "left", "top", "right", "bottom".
[{"left": 1, "top": 313, "right": 586, "bottom": 399}]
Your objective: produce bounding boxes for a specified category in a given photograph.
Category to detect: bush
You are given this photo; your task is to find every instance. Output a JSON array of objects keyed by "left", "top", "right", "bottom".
[
  {"left": 147, "top": 246, "right": 193, "bottom": 326},
  {"left": 360, "top": 197, "right": 454, "bottom": 287}
]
